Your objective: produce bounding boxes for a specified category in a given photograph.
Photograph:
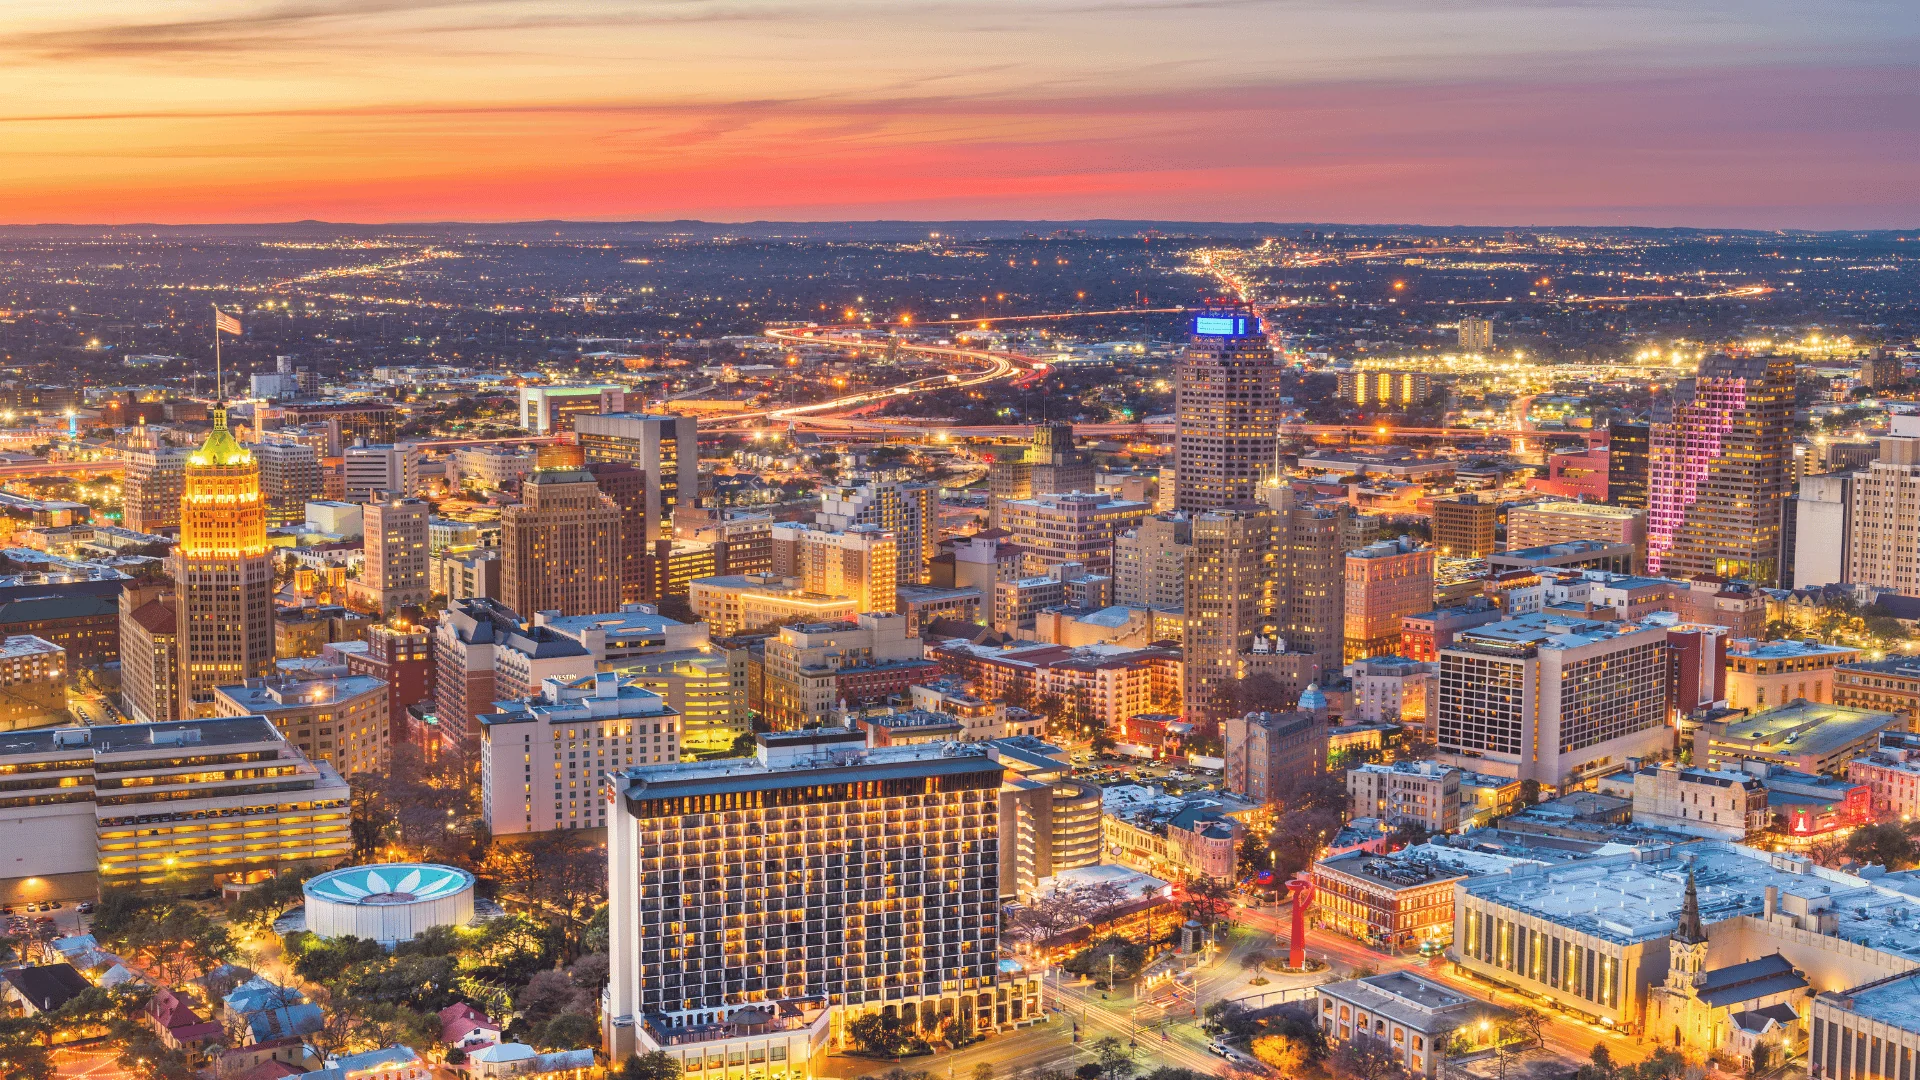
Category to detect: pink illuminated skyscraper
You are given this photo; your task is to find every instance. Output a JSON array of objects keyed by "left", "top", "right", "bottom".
[{"left": 1645, "top": 354, "right": 1794, "bottom": 585}]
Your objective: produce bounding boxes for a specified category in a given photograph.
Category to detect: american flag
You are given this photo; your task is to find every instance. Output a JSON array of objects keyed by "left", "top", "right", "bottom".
[{"left": 214, "top": 308, "right": 241, "bottom": 335}]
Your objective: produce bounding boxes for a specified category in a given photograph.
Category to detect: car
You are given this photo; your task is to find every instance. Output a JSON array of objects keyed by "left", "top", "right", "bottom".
[
  {"left": 24, "top": 902, "right": 38, "bottom": 913},
  {"left": 47, "top": 901, "right": 61, "bottom": 909},
  {"left": 77, "top": 901, "right": 95, "bottom": 914},
  {"left": 0, "top": 906, "right": 11, "bottom": 916}
]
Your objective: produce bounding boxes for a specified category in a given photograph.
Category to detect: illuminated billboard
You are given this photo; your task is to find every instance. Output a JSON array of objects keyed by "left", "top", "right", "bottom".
[{"left": 1192, "top": 314, "right": 1258, "bottom": 336}]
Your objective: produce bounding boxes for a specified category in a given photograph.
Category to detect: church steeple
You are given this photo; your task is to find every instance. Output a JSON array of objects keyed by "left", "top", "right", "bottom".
[{"left": 1675, "top": 870, "right": 1707, "bottom": 945}]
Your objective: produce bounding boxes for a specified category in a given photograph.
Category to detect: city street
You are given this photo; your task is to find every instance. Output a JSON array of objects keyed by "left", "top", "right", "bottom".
[{"left": 1232, "top": 902, "right": 1645, "bottom": 1068}]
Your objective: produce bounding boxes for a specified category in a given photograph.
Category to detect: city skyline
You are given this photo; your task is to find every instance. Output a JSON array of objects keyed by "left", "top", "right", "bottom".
[{"left": 0, "top": 1, "right": 1913, "bottom": 227}]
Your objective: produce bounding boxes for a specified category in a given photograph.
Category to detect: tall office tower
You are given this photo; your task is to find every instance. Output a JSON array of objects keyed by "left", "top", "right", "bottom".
[
  {"left": 769, "top": 523, "right": 899, "bottom": 613},
  {"left": 1184, "top": 507, "right": 1278, "bottom": 725},
  {"left": 254, "top": 440, "right": 323, "bottom": 526},
  {"left": 1279, "top": 497, "right": 1352, "bottom": 681},
  {"left": 1431, "top": 494, "right": 1498, "bottom": 558},
  {"left": 818, "top": 479, "right": 937, "bottom": 586},
  {"left": 574, "top": 413, "right": 699, "bottom": 543},
  {"left": 174, "top": 410, "right": 275, "bottom": 717},
  {"left": 585, "top": 461, "right": 647, "bottom": 603},
  {"left": 985, "top": 455, "right": 1031, "bottom": 528},
  {"left": 1115, "top": 514, "right": 1192, "bottom": 612},
  {"left": 1028, "top": 421, "right": 1095, "bottom": 496},
  {"left": 1174, "top": 307, "right": 1280, "bottom": 512},
  {"left": 502, "top": 452, "right": 623, "bottom": 618},
  {"left": 1793, "top": 473, "right": 1853, "bottom": 590},
  {"left": 1458, "top": 316, "right": 1493, "bottom": 351},
  {"left": 1848, "top": 417, "right": 1920, "bottom": 595},
  {"left": 362, "top": 498, "right": 431, "bottom": 614},
  {"left": 1606, "top": 422, "right": 1651, "bottom": 509},
  {"left": 604, "top": 729, "right": 1015, "bottom": 1060},
  {"left": 122, "top": 441, "right": 191, "bottom": 534},
  {"left": 1646, "top": 354, "right": 1794, "bottom": 583},
  {"left": 1344, "top": 539, "right": 1435, "bottom": 662}
]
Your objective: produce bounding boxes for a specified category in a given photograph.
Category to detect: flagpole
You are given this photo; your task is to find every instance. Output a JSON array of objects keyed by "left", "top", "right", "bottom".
[{"left": 212, "top": 303, "right": 223, "bottom": 407}]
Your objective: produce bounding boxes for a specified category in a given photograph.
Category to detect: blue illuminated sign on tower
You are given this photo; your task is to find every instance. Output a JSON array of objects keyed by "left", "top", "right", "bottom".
[{"left": 1192, "top": 313, "right": 1260, "bottom": 337}]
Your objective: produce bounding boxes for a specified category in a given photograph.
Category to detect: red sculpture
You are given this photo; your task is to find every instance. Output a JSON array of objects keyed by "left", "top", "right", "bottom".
[{"left": 1287, "top": 874, "right": 1315, "bottom": 969}]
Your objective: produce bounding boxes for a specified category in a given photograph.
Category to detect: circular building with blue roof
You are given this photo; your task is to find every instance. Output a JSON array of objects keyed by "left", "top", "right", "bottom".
[{"left": 302, "top": 863, "right": 475, "bottom": 946}]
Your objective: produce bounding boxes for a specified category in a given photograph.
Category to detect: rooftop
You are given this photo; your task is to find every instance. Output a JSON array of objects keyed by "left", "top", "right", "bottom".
[
  {"left": 1513, "top": 500, "right": 1642, "bottom": 520},
  {"left": 1462, "top": 840, "right": 1920, "bottom": 952},
  {"left": 618, "top": 730, "right": 1000, "bottom": 803},
  {"left": 1708, "top": 700, "right": 1901, "bottom": 756},
  {"left": 218, "top": 675, "right": 386, "bottom": 711},
  {"left": 1838, "top": 657, "right": 1920, "bottom": 678},
  {"left": 0, "top": 634, "right": 61, "bottom": 658},
  {"left": 1727, "top": 638, "right": 1857, "bottom": 660},
  {"left": 0, "top": 715, "right": 285, "bottom": 759}
]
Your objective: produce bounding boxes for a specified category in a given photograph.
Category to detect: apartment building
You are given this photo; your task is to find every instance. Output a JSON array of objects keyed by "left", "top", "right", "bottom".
[
  {"left": 998, "top": 492, "right": 1150, "bottom": 575},
  {"left": 1347, "top": 761, "right": 1461, "bottom": 833},
  {"left": 1431, "top": 495, "right": 1498, "bottom": 559},
  {"left": 478, "top": 671, "right": 678, "bottom": 836},
  {"left": 0, "top": 635, "right": 66, "bottom": 731},
  {"left": 1505, "top": 501, "right": 1647, "bottom": 570},
  {"left": 1114, "top": 514, "right": 1191, "bottom": 613},
  {"left": 1345, "top": 538, "right": 1436, "bottom": 662},
  {"left": 991, "top": 563, "right": 1112, "bottom": 633},
  {"left": 817, "top": 480, "right": 937, "bottom": 586},
  {"left": 1849, "top": 417, "right": 1920, "bottom": 595},
  {"left": 360, "top": 498, "right": 431, "bottom": 615},
  {"left": 770, "top": 524, "right": 899, "bottom": 613}
]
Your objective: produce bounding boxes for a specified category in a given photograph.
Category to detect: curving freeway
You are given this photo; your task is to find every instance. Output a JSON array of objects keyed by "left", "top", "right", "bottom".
[{"left": 701, "top": 326, "right": 1031, "bottom": 430}]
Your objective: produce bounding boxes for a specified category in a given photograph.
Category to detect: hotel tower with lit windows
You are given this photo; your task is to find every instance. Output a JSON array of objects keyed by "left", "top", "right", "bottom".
[
  {"left": 176, "top": 407, "right": 275, "bottom": 717},
  {"left": 604, "top": 728, "right": 1040, "bottom": 1063}
]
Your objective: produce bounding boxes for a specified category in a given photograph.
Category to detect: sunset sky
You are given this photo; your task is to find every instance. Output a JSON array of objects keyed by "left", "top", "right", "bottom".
[{"left": 2, "top": 0, "right": 1916, "bottom": 227}]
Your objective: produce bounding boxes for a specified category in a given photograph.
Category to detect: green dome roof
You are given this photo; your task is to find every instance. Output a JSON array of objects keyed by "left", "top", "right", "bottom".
[{"left": 190, "top": 410, "right": 252, "bottom": 468}]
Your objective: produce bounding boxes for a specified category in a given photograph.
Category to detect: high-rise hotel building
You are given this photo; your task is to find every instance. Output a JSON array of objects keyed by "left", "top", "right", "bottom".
[
  {"left": 1174, "top": 307, "right": 1280, "bottom": 512},
  {"left": 605, "top": 729, "right": 1035, "bottom": 1061},
  {"left": 176, "top": 409, "right": 275, "bottom": 717},
  {"left": 1646, "top": 354, "right": 1794, "bottom": 584}
]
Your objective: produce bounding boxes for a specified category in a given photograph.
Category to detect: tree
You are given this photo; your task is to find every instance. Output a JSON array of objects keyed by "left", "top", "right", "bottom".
[
  {"left": 972, "top": 1064, "right": 995, "bottom": 1080},
  {"left": 0, "top": 1015, "right": 52, "bottom": 1080},
  {"left": 1845, "top": 822, "right": 1916, "bottom": 870},
  {"left": 845, "top": 1013, "right": 926, "bottom": 1058},
  {"left": 1269, "top": 805, "right": 1344, "bottom": 879},
  {"left": 1184, "top": 874, "right": 1233, "bottom": 930},
  {"left": 1572, "top": 1044, "right": 1616, "bottom": 1080},
  {"left": 1089, "top": 1037, "right": 1135, "bottom": 1080},
  {"left": 1504, "top": 1005, "right": 1546, "bottom": 1049},
  {"left": 1237, "top": 835, "right": 1274, "bottom": 880},
  {"left": 538, "top": 1012, "right": 599, "bottom": 1051},
  {"left": 1329, "top": 1034, "right": 1404, "bottom": 1080},
  {"left": 517, "top": 970, "right": 593, "bottom": 1029},
  {"left": 1252, "top": 1034, "right": 1310, "bottom": 1074},
  {"left": 619, "top": 1052, "right": 683, "bottom": 1080}
]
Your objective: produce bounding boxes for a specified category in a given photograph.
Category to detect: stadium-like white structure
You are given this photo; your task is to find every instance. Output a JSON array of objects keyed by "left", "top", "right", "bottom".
[{"left": 302, "top": 863, "right": 476, "bottom": 946}]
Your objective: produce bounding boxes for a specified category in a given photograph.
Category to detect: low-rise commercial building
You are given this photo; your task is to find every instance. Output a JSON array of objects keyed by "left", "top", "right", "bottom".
[
  {"left": 760, "top": 614, "right": 936, "bottom": 729},
  {"left": 1627, "top": 764, "right": 1770, "bottom": 840},
  {"left": 1834, "top": 658, "right": 1920, "bottom": 725},
  {"left": 1316, "top": 972, "right": 1506, "bottom": 1078},
  {"left": 0, "top": 716, "right": 350, "bottom": 903},
  {"left": 688, "top": 574, "right": 858, "bottom": 637},
  {"left": 212, "top": 673, "right": 390, "bottom": 778},
  {"left": 1696, "top": 701, "right": 1904, "bottom": 776},
  {"left": 1724, "top": 638, "right": 1858, "bottom": 712}
]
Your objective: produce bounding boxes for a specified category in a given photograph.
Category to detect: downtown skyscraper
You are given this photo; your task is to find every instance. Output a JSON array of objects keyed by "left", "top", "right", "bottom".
[
  {"left": 1646, "top": 354, "right": 1794, "bottom": 584},
  {"left": 176, "top": 408, "right": 274, "bottom": 716},
  {"left": 1174, "top": 306, "right": 1281, "bottom": 512}
]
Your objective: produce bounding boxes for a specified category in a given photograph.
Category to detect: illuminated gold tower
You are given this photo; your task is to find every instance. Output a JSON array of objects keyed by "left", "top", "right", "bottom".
[{"left": 176, "top": 408, "right": 274, "bottom": 717}]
